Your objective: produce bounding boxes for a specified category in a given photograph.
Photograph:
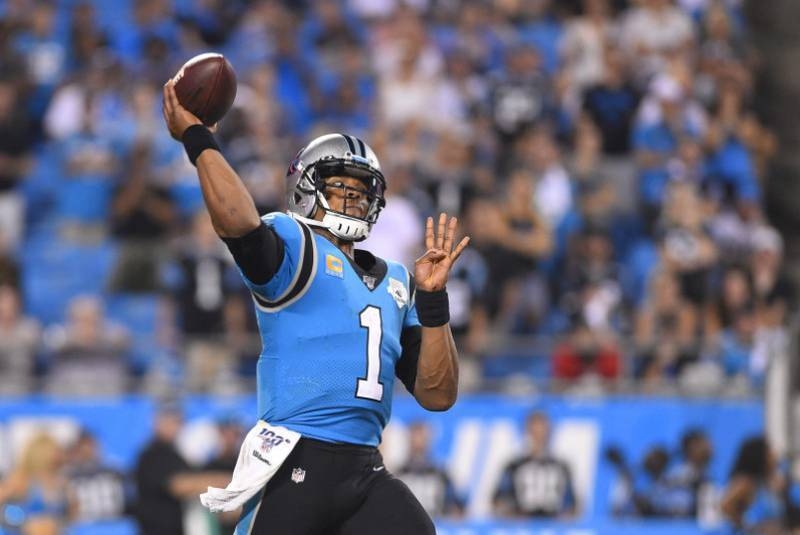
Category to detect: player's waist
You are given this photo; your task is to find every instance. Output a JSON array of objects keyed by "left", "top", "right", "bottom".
[{"left": 299, "top": 436, "right": 378, "bottom": 456}]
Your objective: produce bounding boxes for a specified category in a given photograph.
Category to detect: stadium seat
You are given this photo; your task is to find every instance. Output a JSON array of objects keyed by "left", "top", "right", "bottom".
[
  {"left": 21, "top": 241, "right": 118, "bottom": 324},
  {"left": 104, "top": 293, "right": 162, "bottom": 374}
]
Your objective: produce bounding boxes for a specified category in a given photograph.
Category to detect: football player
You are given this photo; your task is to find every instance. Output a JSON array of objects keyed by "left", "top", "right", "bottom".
[{"left": 163, "top": 81, "right": 468, "bottom": 534}]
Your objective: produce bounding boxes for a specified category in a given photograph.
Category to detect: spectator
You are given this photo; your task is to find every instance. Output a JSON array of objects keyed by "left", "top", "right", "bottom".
[
  {"left": 12, "top": 0, "right": 67, "bottom": 125},
  {"left": 0, "top": 432, "right": 67, "bottom": 535},
  {"left": 377, "top": 20, "right": 452, "bottom": 129},
  {"left": 663, "top": 429, "right": 714, "bottom": 518},
  {"left": 558, "top": 225, "right": 622, "bottom": 334},
  {"left": 0, "top": 239, "right": 20, "bottom": 288},
  {"left": 0, "top": 79, "right": 34, "bottom": 250},
  {"left": 134, "top": 403, "right": 229, "bottom": 535},
  {"left": 67, "top": 1, "right": 110, "bottom": 74},
  {"left": 396, "top": 421, "right": 464, "bottom": 519},
  {"left": 634, "top": 446, "right": 673, "bottom": 516},
  {"left": 634, "top": 74, "right": 707, "bottom": 222},
  {"left": 659, "top": 182, "right": 717, "bottom": 311},
  {"left": 421, "top": 130, "right": 474, "bottom": 216},
  {"left": 203, "top": 418, "right": 245, "bottom": 534},
  {"left": 64, "top": 429, "right": 129, "bottom": 523},
  {"left": 494, "top": 412, "right": 577, "bottom": 518},
  {"left": 488, "top": 44, "right": 551, "bottom": 150},
  {"left": 552, "top": 319, "right": 622, "bottom": 383},
  {"left": 705, "top": 264, "right": 753, "bottom": 341},
  {"left": 704, "top": 81, "right": 761, "bottom": 209},
  {"left": 560, "top": 0, "right": 618, "bottom": 110},
  {"left": 582, "top": 47, "right": 641, "bottom": 155},
  {"left": 749, "top": 225, "right": 794, "bottom": 314},
  {"left": 717, "top": 304, "right": 759, "bottom": 385},
  {"left": 467, "top": 171, "right": 552, "bottom": 328},
  {"left": 620, "top": 0, "right": 694, "bottom": 85},
  {"left": 439, "top": 47, "right": 488, "bottom": 123},
  {"left": 721, "top": 436, "right": 787, "bottom": 535},
  {"left": 440, "top": 210, "right": 490, "bottom": 358},
  {"left": 634, "top": 270, "right": 697, "bottom": 385},
  {"left": 299, "top": 0, "right": 365, "bottom": 80},
  {"left": 108, "top": 142, "right": 177, "bottom": 293},
  {"left": 372, "top": 6, "right": 443, "bottom": 96},
  {"left": 44, "top": 295, "right": 131, "bottom": 396},
  {"left": 696, "top": 2, "right": 751, "bottom": 102},
  {"left": 165, "top": 211, "right": 242, "bottom": 392},
  {"left": 53, "top": 86, "right": 122, "bottom": 241},
  {"left": 0, "top": 285, "right": 41, "bottom": 395},
  {"left": 607, "top": 444, "right": 672, "bottom": 517},
  {"left": 527, "top": 126, "right": 575, "bottom": 229},
  {"left": 489, "top": 45, "right": 551, "bottom": 147}
]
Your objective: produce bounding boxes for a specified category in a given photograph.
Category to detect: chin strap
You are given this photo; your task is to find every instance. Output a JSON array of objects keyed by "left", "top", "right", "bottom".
[{"left": 289, "top": 212, "right": 371, "bottom": 242}]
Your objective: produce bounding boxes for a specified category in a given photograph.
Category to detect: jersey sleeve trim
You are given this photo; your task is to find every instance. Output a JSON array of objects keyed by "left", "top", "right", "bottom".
[{"left": 251, "top": 218, "right": 318, "bottom": 313}]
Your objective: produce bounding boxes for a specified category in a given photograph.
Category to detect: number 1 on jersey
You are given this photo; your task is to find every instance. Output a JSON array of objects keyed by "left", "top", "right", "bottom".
[{"left": 356, "top": 306, "right": 384, "bottom": 401}]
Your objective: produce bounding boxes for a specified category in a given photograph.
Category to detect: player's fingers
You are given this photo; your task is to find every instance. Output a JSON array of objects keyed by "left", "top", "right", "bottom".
[
  {"left": 443, "top": 216, "right": 457, "bottom": 252},
  {"left": 162, "top": 83, "right": 172, "bottom": 115},
  {"left": 424, "top": 217, "right": 434, "bottom": 250},
  {"left": 450, "top": 236, "right": 470, "bottom": 264},
  {"left": 436, "top": 212, "right": 446, "bottom": 250},
  {"left": 415, "top": 248, "right": 447, "bottom": 264},
  {"left": 164, "top": 81, "right": 180, "bottom": 112}
]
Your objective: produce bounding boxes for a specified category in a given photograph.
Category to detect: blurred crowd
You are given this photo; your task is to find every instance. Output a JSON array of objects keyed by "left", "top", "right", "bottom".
[
  {"left": 0, "top": 0, "right": 792, "bottom": 396},
  {"left": 0, "top": 407, "right": 238, "bottom": 535},
  {"left": 606, "top": 431, "right": 800, "bottom": 534},
  {"left": 3, "top": 409, "right": 797, "bottom": 534}
]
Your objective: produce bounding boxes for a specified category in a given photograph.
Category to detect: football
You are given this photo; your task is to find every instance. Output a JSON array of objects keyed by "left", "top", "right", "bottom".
[{"left": 172, "top": 53, "right": 237, "bottom": 126}]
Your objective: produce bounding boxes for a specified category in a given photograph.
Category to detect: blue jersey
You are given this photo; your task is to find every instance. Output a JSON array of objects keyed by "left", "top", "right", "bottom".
[{"left": 238, "top": 212, "right": 420, "bottom": 446}]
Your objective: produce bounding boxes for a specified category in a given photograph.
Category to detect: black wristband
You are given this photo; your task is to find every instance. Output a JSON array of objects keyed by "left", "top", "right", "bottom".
[
  {"left": 415, "top": 289, "right": 450, "bottom": 327},
  {"left": 182, "top": 124, "right": 220, "bottom": 166}
]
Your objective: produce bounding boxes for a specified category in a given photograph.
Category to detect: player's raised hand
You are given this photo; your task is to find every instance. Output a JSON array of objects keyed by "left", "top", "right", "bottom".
[
  {"left": 415, "top": 213, "right": 470, "bottom": 292},
  {"left": 162, "top": 79, "right": 202, "bottom": 141}
]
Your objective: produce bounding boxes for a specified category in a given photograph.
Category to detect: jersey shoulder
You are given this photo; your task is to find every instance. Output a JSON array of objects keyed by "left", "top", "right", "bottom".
[
  {"left": 261, "top": 211, "right": 301, "bottom": 240},
  {"left": 380, "top": 257, "right": 414, "bottom": 290},
  {"left": 250, "top": 212, "right": 317, "bottom": 308}
]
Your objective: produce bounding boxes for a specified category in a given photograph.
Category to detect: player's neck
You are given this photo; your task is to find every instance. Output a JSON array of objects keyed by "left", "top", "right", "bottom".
[{"left": 313, "top": 228, "right": 354, "bottom": 258}]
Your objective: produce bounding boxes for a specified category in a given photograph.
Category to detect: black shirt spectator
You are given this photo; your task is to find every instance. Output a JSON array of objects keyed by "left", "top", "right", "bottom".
[
  {"left": 489, "top": 45, "right": 551, "bottom": 147},
  {"left": 169, "top": 211, "right": 239, "bottom": 337},
  {"left": 397, "top": 422, "right": 464, "bottom": 518},
  {"left": 203, "top": 419, "right": 244, "bottom": 534},
  {"left": 109, "top": 143, "right": 177, "bottom": 293},
  {"left": 134, "top": 405, "right": 231, "bottom": 535},
  {"left": 65, "top": 430, "right": 129, "bottom": 522},
  {"left": 494, "top": 412, "right": 577, "bottom": 518},
  {"left": 0, "top": 80, "right": 33, "bottom": 192},
  {"left": 135, "top": 438, "right": 190, "bottom": 535},
  {"left": 582, "top": 48, "right": 640, "bottom": 155}
]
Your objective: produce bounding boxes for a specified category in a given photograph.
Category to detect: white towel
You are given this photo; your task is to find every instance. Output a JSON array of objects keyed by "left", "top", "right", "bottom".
[{"left": 200, "top": 420, "right": 301, "bottom": 512}]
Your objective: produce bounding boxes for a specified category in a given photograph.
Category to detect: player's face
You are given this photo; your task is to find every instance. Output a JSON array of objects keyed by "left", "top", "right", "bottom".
[
  {"left": 527, "top": 416, "right": 550, "bottom": 451},
  {"left": 323, "top": 176, "right": 370, "bottom": 219}
]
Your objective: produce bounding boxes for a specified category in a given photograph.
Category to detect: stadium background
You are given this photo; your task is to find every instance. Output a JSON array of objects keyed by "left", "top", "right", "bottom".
[{"left": 0, "top": 0, "right": 798, "bottom": 534}]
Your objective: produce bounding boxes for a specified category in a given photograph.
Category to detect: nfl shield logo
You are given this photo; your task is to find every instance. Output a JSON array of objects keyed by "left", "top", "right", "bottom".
[{"left": 291, "top": 467, "right": 306, "bottom": 484}]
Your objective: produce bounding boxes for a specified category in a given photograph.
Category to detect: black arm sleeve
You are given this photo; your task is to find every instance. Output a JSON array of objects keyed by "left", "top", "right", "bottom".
[
  {"left": 221, "top": 222, "right": 285, "bottom": 285},
  {"left": 395, "top": 325, "right": 421, "bottom": 394}
]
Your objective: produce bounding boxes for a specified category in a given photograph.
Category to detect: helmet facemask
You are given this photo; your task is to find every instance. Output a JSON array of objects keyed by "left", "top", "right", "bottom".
[{"left": 306, "top": 156, "right": 386, "bottom": 242}]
